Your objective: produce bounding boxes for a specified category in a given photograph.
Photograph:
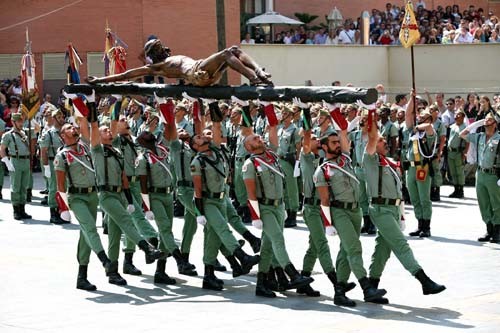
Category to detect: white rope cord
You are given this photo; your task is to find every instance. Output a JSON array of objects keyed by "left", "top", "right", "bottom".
[
  {"left": 416, "top": 129, "right": 438, "bottom": 159},
  {"left": 0, "top": 0, "right": 83, "bottom": 32}
]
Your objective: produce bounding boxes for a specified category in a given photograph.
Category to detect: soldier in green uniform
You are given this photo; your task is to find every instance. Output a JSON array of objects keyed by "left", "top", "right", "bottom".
[
  {"left": 447, "top": 110, "right": 468, "bottom": 198},
  {"left": 277, "top": 106, "right": 301, "bottom": 227},
  {"left": 243, "top": 104, "right": 313, "bottom": 298},
  {"left": 54, "top": 122, "right": 113, "bottom": 291},
  {"left": 39, "top": 106, "right": 66, "bottom": 224},
  {"left": 405, "top": 99, "right": 437, "bottom": 238},
  {"left": 460, "top": 113, "right": 500, "bottom": 243},
  {"left": 127, "top": 99, "right": 144, "bottom": 137},
  {"left": 82, "top": 91, "right": 164, "bottom": 286},
  {"left": 190, "top": 103, "right": 259, "bottom": 291},
  {"left": 379, "top": 105, "right": 399, "bottom": 158},
  {"left": 430, "top": 104, "right": 447, "bottom": 202},
  {"left": 314, "top": 115, "right": 387, "bottom": 305},
  {"left": 1, "top": 113, "right": 32, "bottom": 220},
  {"left": 175, "top": 102, "right": 194, "bottom": 136},
  {"left": 363, "top": 108, "right": 446, "bottom": 300},
  {"left": 110, "top": 99, "right": 159, "bottom": 276},
  {"left": 233, "top": 114, "right": 253, "bottom": 224}
]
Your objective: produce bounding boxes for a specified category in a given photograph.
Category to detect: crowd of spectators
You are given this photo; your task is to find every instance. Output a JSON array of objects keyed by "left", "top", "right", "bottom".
[{"left": 243, "top": 3, "right": 500, "bottom": 45}]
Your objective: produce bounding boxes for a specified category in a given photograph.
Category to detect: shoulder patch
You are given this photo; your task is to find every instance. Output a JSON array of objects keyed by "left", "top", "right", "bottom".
[
  {"left": 135, "top": 158, "right": 140, "bottom": 168},
  {"left": 242, "top": 164, "right": 247, "bottom": 172},
  {"left": 190, "top": 165, "right": 196, "bottom": 172},
  {"left": 54, "top": 159, "right": 59, "bottom": 167}
]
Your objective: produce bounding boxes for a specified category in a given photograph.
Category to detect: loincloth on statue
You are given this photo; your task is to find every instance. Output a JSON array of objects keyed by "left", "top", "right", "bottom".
[{"left": 185, "top": 59, "right": 223, "bottom": 87}]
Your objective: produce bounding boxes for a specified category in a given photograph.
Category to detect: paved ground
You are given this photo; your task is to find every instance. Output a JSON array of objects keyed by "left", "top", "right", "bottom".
[{"left": 1, "top": 173, "right": 500, "bottom": 333}]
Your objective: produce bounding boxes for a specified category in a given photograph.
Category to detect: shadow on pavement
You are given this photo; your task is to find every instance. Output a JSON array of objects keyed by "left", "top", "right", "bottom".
[{"left": 427, "top": 235, "right": 485, "bottom": 247}]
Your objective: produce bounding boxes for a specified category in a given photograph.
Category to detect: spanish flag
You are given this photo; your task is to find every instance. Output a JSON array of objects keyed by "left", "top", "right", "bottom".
[{"left": 399, "top": 1, "right": 420, "bottom": 48}]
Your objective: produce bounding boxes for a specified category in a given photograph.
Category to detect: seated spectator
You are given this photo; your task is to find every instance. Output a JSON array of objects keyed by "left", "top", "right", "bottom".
[
  {"left": 325, "top": 29, "right": 339, "bottom": 45},
  {"left": 241, "top": 32, "right": 255, "bottom": 44},
  {"left": 454, "top": 26, "right": 473, "bottom": 43},
  {"left": 305, "top": 31, "right": 315, "bottom": 45},
  {"left": 378, "top": 29, "right": 393, "bottom": 45},
  {"left": 283, "top": 30, "right": 293, "bottom": 44}
]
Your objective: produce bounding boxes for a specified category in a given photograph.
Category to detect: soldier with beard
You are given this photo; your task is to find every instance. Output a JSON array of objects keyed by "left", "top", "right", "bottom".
[{"left": 88, "top": 39, "right": 272, "bottom": 86}]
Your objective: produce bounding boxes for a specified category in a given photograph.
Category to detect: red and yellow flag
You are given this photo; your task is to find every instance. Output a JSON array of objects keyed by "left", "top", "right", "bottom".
[
  {"left": 399, "top": 1, "right": 420, "bottom": 48},
  {"left": 21, "top": 28, "right": 40, "bottom": 120}
]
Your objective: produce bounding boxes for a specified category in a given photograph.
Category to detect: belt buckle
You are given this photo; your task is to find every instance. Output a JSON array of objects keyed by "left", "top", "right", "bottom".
[
  {"left": 274, "top": 200, "right": 279, "bottom": 207},
  {"left": 88, "top": 187, "right": 93, "bottom": 193},
  {"left": 117, "top": 186, "right": 122, "bottom": 192},
  {"left": 395, "top": 198, "right": 401, "bottom": 206},
  {"left": 219, "top": 192, "right": 224, "bottom": 199},
  {"left": 167, "top": 187, "right": 172, "bottom": 194}
]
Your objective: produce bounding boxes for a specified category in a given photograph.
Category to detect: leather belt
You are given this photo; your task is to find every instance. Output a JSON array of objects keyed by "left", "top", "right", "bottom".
[
  {"left": 448, "top": 148, "right": 463, "bottom": 152},
  {"left": 371, "top": 197, "right": 401, "bottom": 206},
  {"left": 127, "top": 175, "right": 137, "bottom": 182},
  {"left": 9, "top": 155, "right": 29, "bottom": 159},
  {"left": 330, "top": 200, "right": 358, "bottom": 210},
  {"left": 258, "top": 198, "right": 283, "bottom": 206},
  {"left": 303, "top": 197, "right": 321, "bottom": 206},
  {"left": 410, "top": 161, "right": 423, "bottom": 167},
  {"left": 479, "top": 167, "right": 496, "bottom": 174},
  {"left": 48, "top": 157, "right": 55, "bottom": 161},
  {"left": 98, "top": 185, "right": 122, "bottom": 193},
  {"left": 177, "top": 180, "right": 194, "bottom": 187},
  {"left": 68, "top": 186, "right": 96, "bottom": 194},
  {"left": 149, "top": 186, "right": 173, "bottom": 194},
  {"left": 202, "top": 191, "right": 225, "bottom": 199}
]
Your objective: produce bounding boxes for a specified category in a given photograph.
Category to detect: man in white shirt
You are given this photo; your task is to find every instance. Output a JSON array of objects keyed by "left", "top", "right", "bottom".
[
  {"left": 441, "top": 98, "right": 456, "bottom": 127},
  {"left": 338, "top": 23, "right": 355, "bottom": 44},
  {"left": 454, "top": 27, "right": 473, "bottom": 43}
]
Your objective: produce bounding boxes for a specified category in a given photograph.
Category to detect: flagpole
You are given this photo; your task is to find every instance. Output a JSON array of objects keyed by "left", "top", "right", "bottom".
[
  {"left": 25, "top": 27, "right": 33, "bottom": 183},
  {"left": 411, "top": 45, "right": 417, "bottom": 125}
]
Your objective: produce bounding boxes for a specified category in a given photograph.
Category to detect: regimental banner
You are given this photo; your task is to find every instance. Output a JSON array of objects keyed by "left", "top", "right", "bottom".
[
  {"left": 399, "top": 1, "right": 420, "bottom": 48},
  {"left": 21, "top": 28, "right": 39, "bottom": 120}
]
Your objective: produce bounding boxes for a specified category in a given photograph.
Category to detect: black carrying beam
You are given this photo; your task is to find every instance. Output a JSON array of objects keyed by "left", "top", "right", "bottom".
[{"left": 64, "top": 83, "right": 378, "bottom": 104}]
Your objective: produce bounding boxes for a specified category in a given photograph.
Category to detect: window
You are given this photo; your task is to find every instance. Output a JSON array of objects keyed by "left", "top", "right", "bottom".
[{"left": 0, "top": 54, "right": 23, "bottom": 79}]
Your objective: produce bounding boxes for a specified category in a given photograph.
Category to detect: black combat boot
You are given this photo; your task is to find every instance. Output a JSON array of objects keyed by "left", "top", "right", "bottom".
[
  {"left": 430, "top": 186, "right": 440, "bottom": 202},
  {"left": 225, "top": 255, "right": 244, "bottom": 277},
  {"left": 326, "top": 270, "right": 356, "bottom": 307},
  {"left": 123, "top": 252, "right": 142, "bottom": 275},
  {"left": 402, "top": 185, "right": 411, "bottom": 204},
  {"left": 489, "top": 224, "right": 500, "bottom": 243},
  {"left": 242, "top": 230, "right": 261, "bottom": 253},
  {"left": 202, "top": 265, "right": 223, "bottom": 291},
  {"left": 256, "top": 272, "right": 276, "bottom": 298},
  {"left": 419, "top": 220, "right": 431, "bottom": 238},
  {"left": 137, "top": 240, "right": 164, "bottom": 264},
  {"left": 359, "top": 277, "right": 387, "bottom": 302},
  {"left": 180, "top": 252, "right": 196, "bottom": 270},
  {"left": 409, "top": 219, "right": 424, "bottom": 236},
  {"left": 233, "top": 247, "right": 260, "bottom": 274},
  {"left": 455, "top": 185, "right": 464, "bottom": 199},
  {"left": 274, "top": 266, "right": 291, "bottom": 291},
  {"left": 173, "top": 198, "right": 184, "bottom": 217},
  {"left": 448, "top": 185, "right": 458, "bottom": 198},
  {"left": 13, "top": 205, "right": 22, "bottom": 220},
  {"left": 172, "top": 248, "right": 197, "bottom": 276},
  {"left": 19, "top": 204, "right": 32, "bottom": 219},
  {"left": 366, "top": 216, "right": 376, "bottom": 235},
  {"left": 26, "top": 188, "right": 32, "bottom": 203},
  {"left": 296, "top": 271, "right": 320, "bottom": 297},
  {"left": 97, "top": 251, "right": 112, "bottom": 273},
  {"left": 106, "top": 261, "right": 127, "bottom": 286},
  {"left": 284, "top": 210, "right": 297, "bottom": 228},
  {"left": 368, "top": 278, "right": 389, "bottom": 304},
  {"left": 0, "top": 187, "right": 2, "bottom": 200},
  {"left": 284, "top": 263, "right": 314, "bottom": 289},
  {"left": 214, "top": 258, "right": 227, "bottom": 272},
  {"left": 50, "top": 207, "right": 66, "bottom": 224},
  {"left": 361, "top": 215, "right": 369, "bottom": 233},
  {"left": 264, "top": 267, "right": 279, "bottom": 291},
  {"left": 154, "top": 259, "right": 177, "bottom": 284},
  {"left": 148, "top": 237, "right": 159, "bottom": 248},
  {"left": 76, "top": 265, "right": 97, "bottom": 291},
  {"left": 414, "top": 269, "right": 446, "bottom": 295},
  {"left": 241, "top": 205, "right": 252, "bottom": 224},
  {"left": 478, "top": 223, "right": 493, "bottom": 242},
  {"left": 40, "top": 196, "right": 48, "bottom": 205}
]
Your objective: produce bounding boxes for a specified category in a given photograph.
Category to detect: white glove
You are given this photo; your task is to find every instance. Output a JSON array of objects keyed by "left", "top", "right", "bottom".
[
  {"left": 322, "top": 100, "right": 340, "bottom": 111},
  {"left": 257, "top": 99, "right": 270, "bottom": 107},
  {"left": 347, "top": 116, "right": 361, "bottom": 132},
  {"left": 252, "top": 219, "right": 263, "bottom": 230},
  {"left": 85, "top": 89, "right": 96, "bottom": 103},
  {"left": 182, "top": 92, "right": 197, "bottom": 102},
  {"left": 292, "top": 97, "right": 308, "bottom": 109},
  {"left": 497, "top": 179, "right": 500, "bottom": 187},
  {"left": 196, "top": 215, "right": 207, "bottom": 226},
  {"left": 200, "top": 97, "right": 216, "bottom": 104},
  {"left": 145, "top": 210, "right": 155, "bottom": 221},
  {"left": 62, "top": 91, "right": 78, "bottom": 100},
  {"left": 325, "top": 225, "right": 337, "bottom": 236},
  {"left": 127, "top": 204, "right": 135, "bottom": 213},
  {"left": 44, "top": 165, "right": 51, "bottom": 178},
  {"left": 465, "top": 119, "right": 485, "bottom": 132},
  {"left": 356, "top": 99, "right": 376, "bottom": 110},
  {"left": 2, "top": 156, "right": 14, "bottom": 172},
  {"left": 154, "top": 92, "right": 167, "bottom": 104},
  {"left": 293, "top": 160, "right": 300, "bottom": 177},
  {"left": 231, "top": 96, "right": 248, "bottom": 106}
]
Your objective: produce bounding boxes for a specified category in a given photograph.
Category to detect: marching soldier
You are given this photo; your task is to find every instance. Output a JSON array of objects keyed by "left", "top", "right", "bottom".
[
  {"left": 430, "top": 104, "right": 447, "bottom": 202},
  {"left": 363, "top": 105, "right": 446, "bottom": 300},
  {"left": 1, "top": 113, "right": 32, "bottom": 220},
  {"left": 447, "top": 109, "right": 468, "bottom": 198},
  {"left": 460, "top": 112, "right": 500, "bottom": 243}
]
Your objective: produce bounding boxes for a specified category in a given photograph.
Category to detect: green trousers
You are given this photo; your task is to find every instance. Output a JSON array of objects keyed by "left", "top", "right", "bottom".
[
  {"left": 331, "top": 207, "right": 368, "bottom": 283},
  {"left": 178, "top": 186, "right": 197, "bottom": 254},
  {"left": 258, "top": 203, "right": 290, "bottom": 272},
  {"left": 369, "top": 204, "right": 422, "bottom": 279},
  {"left": 406, "top": 166, "right": 432, "bottom": 220},
  {"left": 234, "top": 160, "right": 248, "bottom": 206},
  {"left": 224, "top": 194, "right": 248, "bottom": 236},
  {"left": 48, "top": 162, "right": 57, "bottom": 208},
  {"left": 279, "top": 159, "right": 299, "bottom": 212},
  {"left": 150, "top": 192, "right": 178, "bottom": 254},
  {"left": 123, "top": 181, "right": 158, "bottom": 253},
  {"left": 0, "top": 160, "right": 4, "bottom": 189},
  {"left": 431, "top": 158, "right": 443, "bottom": 187},
  {"left": 448, "top": 151, "right": 465, "bottom": 186},
  {"left": 203, "top": 197, "right": 239, "bottom": 265},
  {"left": 301, "top": 204, "right": 334, "bottom": 273},
  {"left": 69, "top": 192, "right": 105, "bottom": 265},
  {"left": 99, "top": 191, "right": 146, "bottom": 262},
  {"left": 9, "top": 158, "right": 30, "bottom": 204},
  {"left": 355, "top": 167, "right": 369, "bottom": 216},
  {"left": 476, "top": 171, "right": 500, "bottom": 226}
]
